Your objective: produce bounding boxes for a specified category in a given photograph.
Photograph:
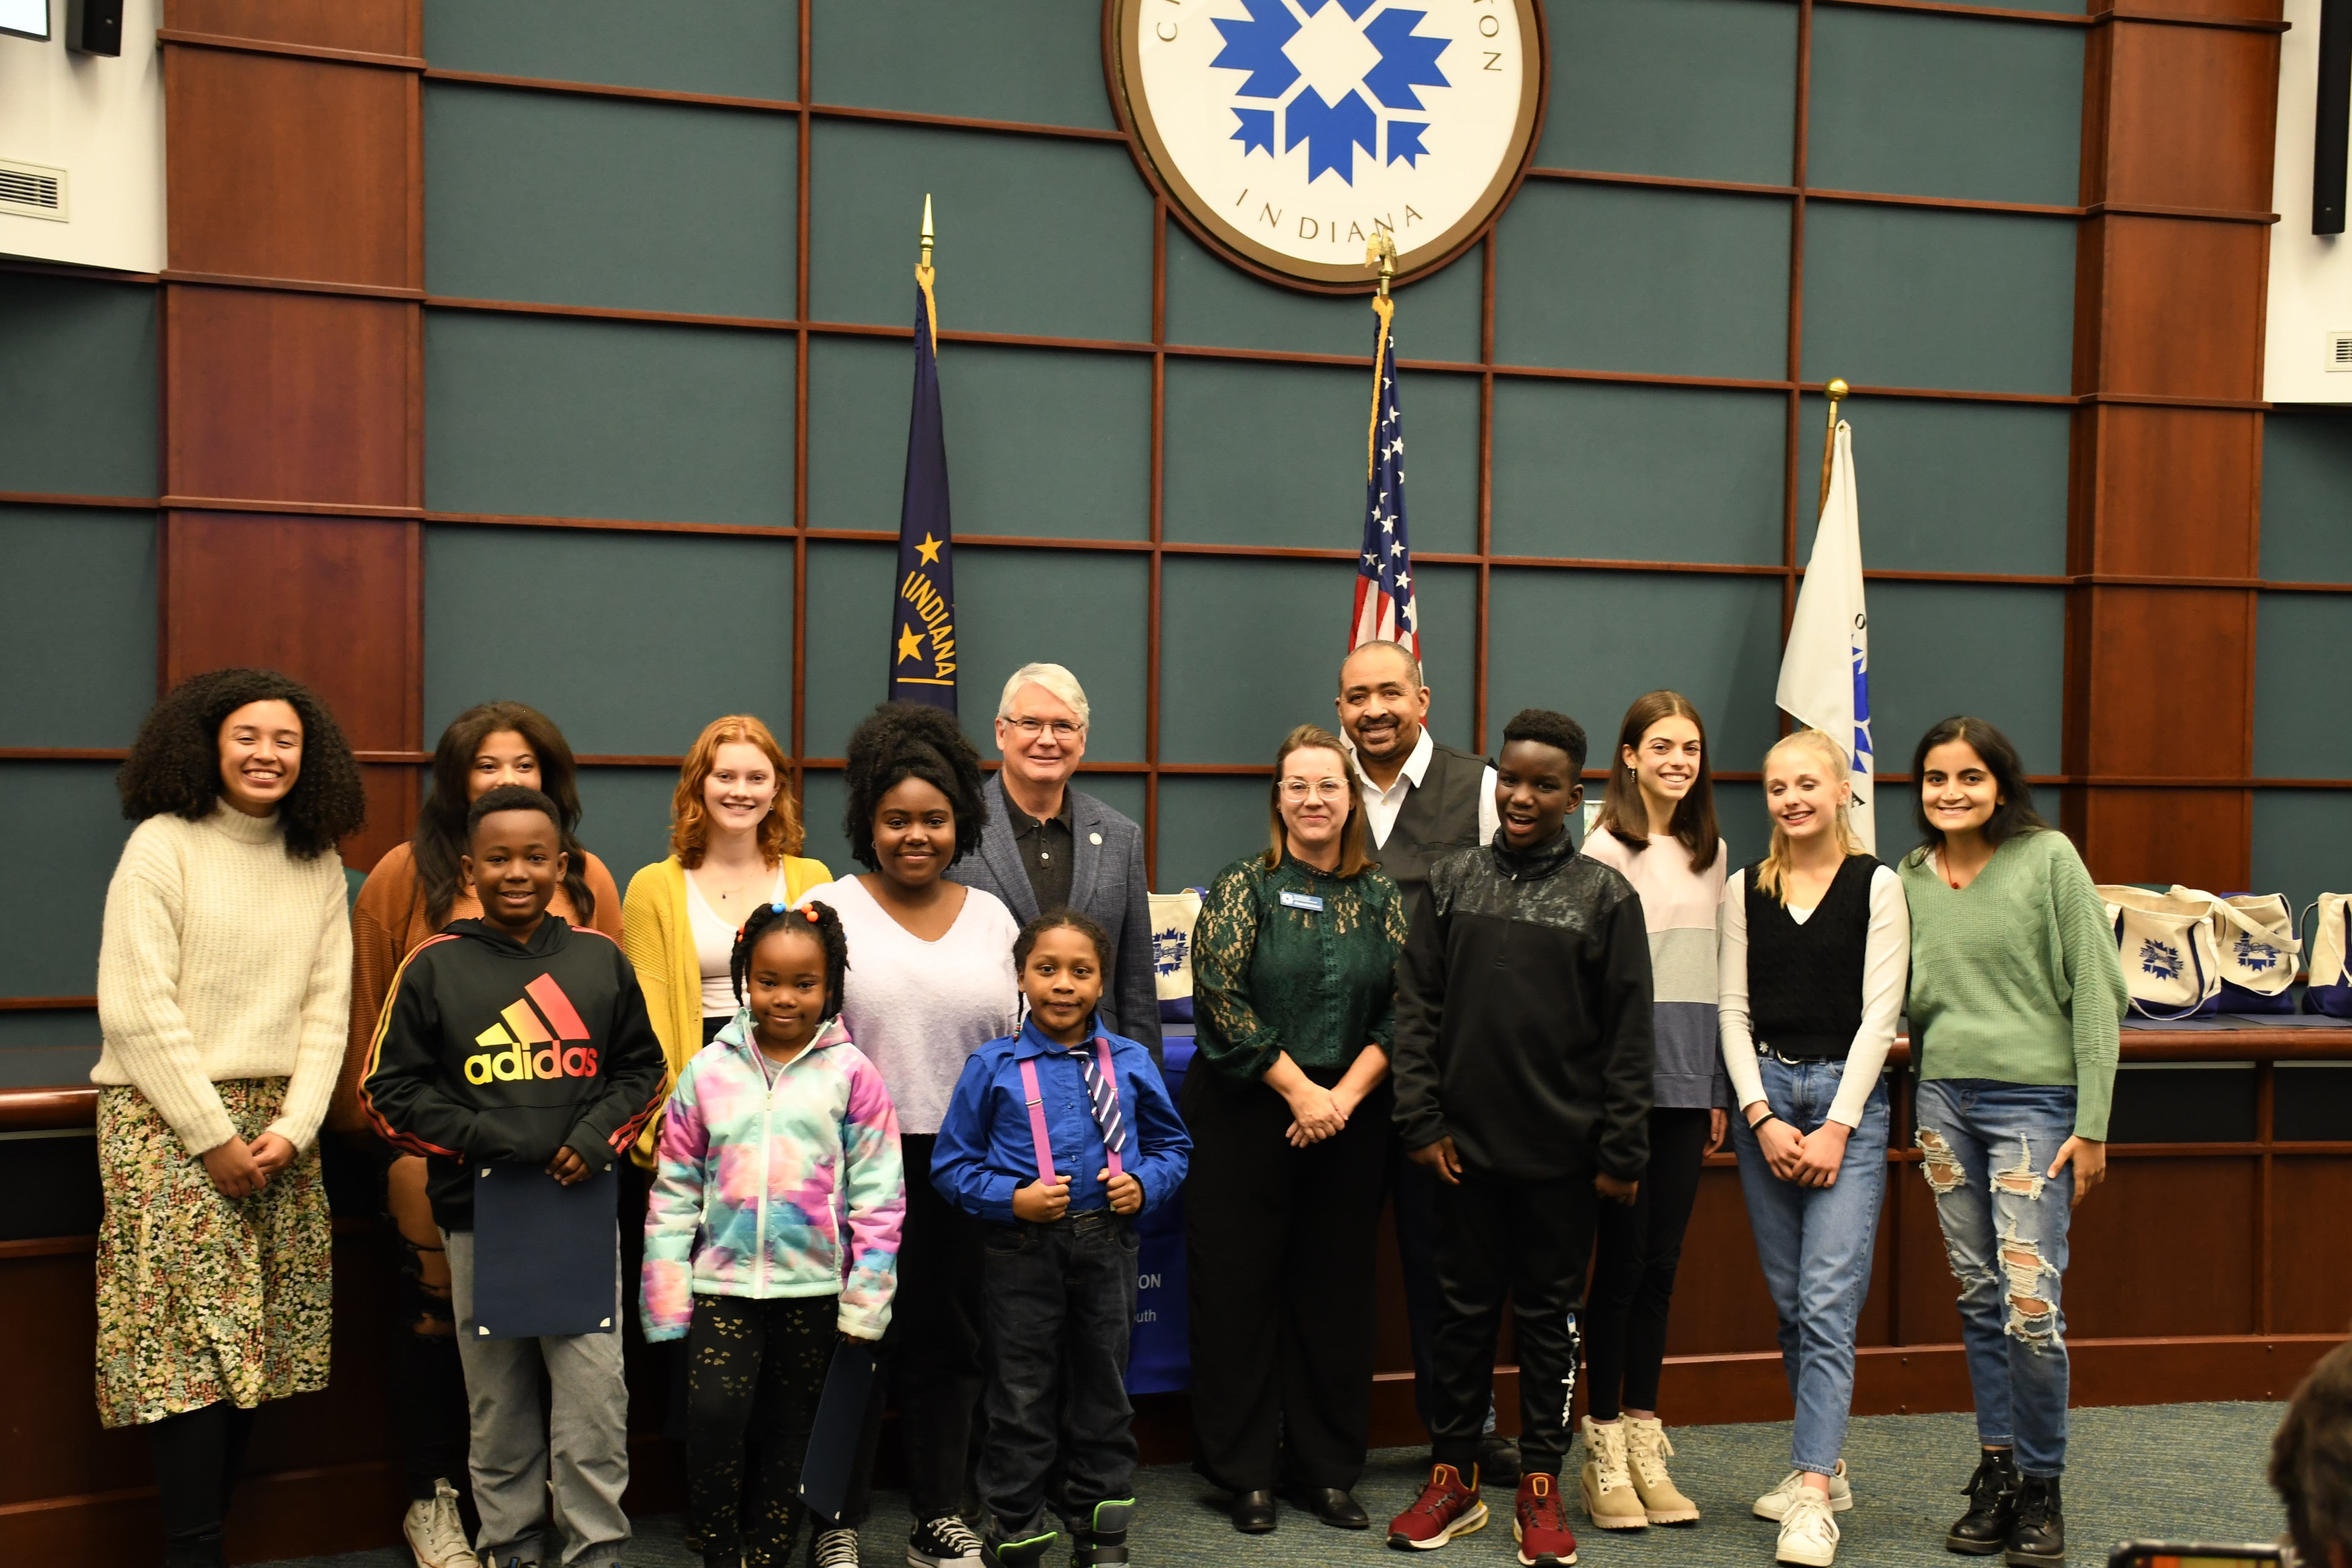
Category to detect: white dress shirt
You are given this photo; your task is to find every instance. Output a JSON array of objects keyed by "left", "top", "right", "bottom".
[{"left": 1345, "top": 726, "right": 1500, "bottom": 851}]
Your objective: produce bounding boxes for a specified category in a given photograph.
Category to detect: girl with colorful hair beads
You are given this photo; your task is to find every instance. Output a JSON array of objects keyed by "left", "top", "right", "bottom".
[{"left": 642, "top": 899, "right": 906, "bottom": 1568}]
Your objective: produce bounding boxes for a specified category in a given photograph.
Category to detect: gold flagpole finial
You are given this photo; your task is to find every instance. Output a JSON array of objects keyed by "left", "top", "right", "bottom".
[
  {"left": 1365, "top": 229, "right": 1397, "bottom": 299},
  {"left": 1818, "top": 378, "right": 1850, "bottom": 516},
  {"left": 919, "top": 193, "right": 935, "bottom": 272}
]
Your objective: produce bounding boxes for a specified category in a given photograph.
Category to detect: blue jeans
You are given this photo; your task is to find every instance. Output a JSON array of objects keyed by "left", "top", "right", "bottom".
[
  {"left": 977, "top": 1210, "right": 1140, "bottom": 1535},
  {"left": 1729, "top": 1057, "right": 1889, "bottom": 1477},
  {"left": 1911, "top": 1078, "right": 2077, "bottom": 1478}
]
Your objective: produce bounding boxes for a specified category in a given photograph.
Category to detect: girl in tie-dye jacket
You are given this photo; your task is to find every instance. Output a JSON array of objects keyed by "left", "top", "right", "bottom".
[{"left": 640, "top": 901, "right": 904, "bottom": 1565}]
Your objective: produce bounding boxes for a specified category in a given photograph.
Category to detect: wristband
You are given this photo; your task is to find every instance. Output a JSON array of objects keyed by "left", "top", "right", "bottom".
[{"left": 1749, "top": 1111, "right": 1780, "bottom": 1133}]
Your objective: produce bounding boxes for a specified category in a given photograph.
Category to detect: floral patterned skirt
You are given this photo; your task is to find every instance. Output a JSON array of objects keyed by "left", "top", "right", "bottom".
[{"left": 94, "top": 1078, "right": 333, "bottom": 1429}]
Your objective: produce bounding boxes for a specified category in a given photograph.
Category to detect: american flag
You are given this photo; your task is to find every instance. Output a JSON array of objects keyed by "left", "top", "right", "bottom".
[{"left": 1351, "top": 301, "right": 1418, "bottom": 657}]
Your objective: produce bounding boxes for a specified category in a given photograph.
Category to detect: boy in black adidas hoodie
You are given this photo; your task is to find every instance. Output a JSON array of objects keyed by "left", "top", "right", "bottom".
[
  {"left": 1384, "top": 710, "right": 1656, "bottom": 1568},
  {"left": 363, "top": 784, "right": 665, "bottom": 1568}
]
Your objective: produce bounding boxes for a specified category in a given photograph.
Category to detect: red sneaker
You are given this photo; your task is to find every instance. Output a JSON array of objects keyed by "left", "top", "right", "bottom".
[
  {"left": 1515, "top": 1473, "right": 1579, "bottom": 1566},
  {"left": 1388, "top": 1463, "right": 1489, "bottom": 1551}
]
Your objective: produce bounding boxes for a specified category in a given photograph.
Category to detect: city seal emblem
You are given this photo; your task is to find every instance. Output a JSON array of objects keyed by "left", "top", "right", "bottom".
[{"left": 1109, "top": 0, "right": 1546, "bottom": 289}]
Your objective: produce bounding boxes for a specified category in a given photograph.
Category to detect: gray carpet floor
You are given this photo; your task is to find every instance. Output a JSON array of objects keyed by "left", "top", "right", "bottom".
[{"left": 259, "top": 1401, "right": 2287, "bottom": 1568}]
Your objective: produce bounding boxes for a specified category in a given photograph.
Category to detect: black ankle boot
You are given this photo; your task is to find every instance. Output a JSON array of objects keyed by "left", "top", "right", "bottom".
[
  {"left": 2006, "top": 1475, "right": 2064, "bottom": 1567},
  {"left": 1070, "top": 1499, "right": 1133, "bottom": 1567},
  {"left": 1946, "top": 1450, "right": 2018, "bottom": 1554}
]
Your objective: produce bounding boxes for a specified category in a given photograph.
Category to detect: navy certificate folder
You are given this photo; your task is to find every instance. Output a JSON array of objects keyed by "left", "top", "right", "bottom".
[
  {"left": 797, "top": 1337, "right": 881, "bottom": 1522},
  {"left": 471, "top": 1162, "right": 619, "bottom": 1340}
]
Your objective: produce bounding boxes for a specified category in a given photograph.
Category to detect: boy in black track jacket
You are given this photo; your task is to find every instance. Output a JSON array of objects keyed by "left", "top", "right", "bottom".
[
  {"left": 363, "top": 784, "right": 665, "bottom": 1568},
  {"left": 1384, "top": 710, "right": 1656, "bottom": 1568}
]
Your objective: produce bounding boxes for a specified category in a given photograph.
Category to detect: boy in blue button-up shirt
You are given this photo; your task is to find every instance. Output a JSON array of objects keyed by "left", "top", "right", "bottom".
[{"left": 933, "top": 912, "right": 1190, "bottom": 1568}]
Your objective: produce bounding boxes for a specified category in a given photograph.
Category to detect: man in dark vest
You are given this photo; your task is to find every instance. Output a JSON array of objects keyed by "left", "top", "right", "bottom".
[{"left": 1334, "top": 639, "right": 1516, "bottom": 1483}]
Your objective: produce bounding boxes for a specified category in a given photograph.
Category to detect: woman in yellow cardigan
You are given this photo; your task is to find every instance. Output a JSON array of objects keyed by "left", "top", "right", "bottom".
[{"left": 622, "top": 714, "right": 831, "bottom": 1165}]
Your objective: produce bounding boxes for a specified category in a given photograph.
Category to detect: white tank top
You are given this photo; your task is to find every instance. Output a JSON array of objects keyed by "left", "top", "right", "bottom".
[{"left": 686, "top": 864, "right": 788, "bottom": 1018}]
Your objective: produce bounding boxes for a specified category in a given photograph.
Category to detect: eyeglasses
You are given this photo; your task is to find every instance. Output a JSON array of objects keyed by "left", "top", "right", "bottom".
[
  {"left": 1007, "top": 718, "right": 1083, "bottom": 740},
  {"left": 1279, "top": 779, "right": 1349, "bottom": 802}
]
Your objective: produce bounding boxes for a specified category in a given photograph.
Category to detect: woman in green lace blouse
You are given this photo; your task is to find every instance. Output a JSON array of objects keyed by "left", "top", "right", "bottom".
[{"left": 1184, "top": 722, "right": 1411, "bottom": 1535}]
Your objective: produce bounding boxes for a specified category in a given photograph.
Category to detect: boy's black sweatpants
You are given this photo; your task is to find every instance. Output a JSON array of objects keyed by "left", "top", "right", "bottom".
[
  {"left": 1429, "top": 1167, "right": 1599, "bottom": 1478},
  {"left": 687, "top": 1293, "right": 833, "bottom": 1567},
  {"left": 976, "top": 1209, "right": 1140, "bottom": 1535}
]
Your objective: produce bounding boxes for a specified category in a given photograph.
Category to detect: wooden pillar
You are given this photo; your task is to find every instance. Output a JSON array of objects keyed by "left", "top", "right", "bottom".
[
  {"left": 157, "top": 0, "right": 425, "bottom": 871},
  {"left": 2064, "top": 0, "right": 2284, "bottom": 888}
]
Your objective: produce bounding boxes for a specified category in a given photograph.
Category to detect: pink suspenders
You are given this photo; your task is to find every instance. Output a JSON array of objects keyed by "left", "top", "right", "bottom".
[{"left": 1015, "top": 1036, "right": 1125, "bottom": 1187}]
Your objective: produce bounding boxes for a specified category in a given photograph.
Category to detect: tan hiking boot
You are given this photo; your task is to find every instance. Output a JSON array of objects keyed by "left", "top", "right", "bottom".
[
  {"left": 1625, "top": 1416, "right": 1701, "bottom": 1524},
  {"left": 1577, "top": 1416, "right": 1649, "bottom": 1530}
]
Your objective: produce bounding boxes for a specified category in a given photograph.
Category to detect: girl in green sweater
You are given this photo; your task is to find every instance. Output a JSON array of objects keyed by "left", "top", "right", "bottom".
[{"left": 1897, "top": 718, "right": 2126, "bottom": 1568}]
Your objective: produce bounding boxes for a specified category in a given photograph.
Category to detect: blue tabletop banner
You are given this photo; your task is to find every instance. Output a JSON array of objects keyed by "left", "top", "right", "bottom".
[{"left": 1126, "top": 1034, "right": 1192, "bottom": 1394}]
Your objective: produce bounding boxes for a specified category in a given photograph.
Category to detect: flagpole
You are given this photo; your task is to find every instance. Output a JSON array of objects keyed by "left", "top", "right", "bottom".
[
  {"left": 1816, "top": 377, "right": 1848, "bottom": 516},
  {"left": 1365, "top": 231, "right": 1396, "bottom": 482},
  {"left": 916, "top": 193, "right": 939, "bottom": 345}
]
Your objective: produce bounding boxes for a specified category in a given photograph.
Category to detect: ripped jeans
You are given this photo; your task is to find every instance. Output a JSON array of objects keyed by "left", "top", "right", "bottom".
[{"left": 1912, "top": 1078, "right": 2077, "bottom": 1477}]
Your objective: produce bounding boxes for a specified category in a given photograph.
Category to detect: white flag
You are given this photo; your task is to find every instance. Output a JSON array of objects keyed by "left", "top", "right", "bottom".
[{"left": 1777, "top": 420, "right": 1876, "bottom": 852}]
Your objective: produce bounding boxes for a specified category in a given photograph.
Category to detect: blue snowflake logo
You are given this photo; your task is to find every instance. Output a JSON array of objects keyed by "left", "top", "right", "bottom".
[
  {"left": 2139, "top": 938, "right": 2183, "bottom": 982},
  {"left": 1209, "top": 0, "right": 1451, "bottom": 186},
  {"left": 1152, "top": 925, "right": 1190, "bottom": 977},
  {"left": 2234, "top": 934, "right": 2280, "bottom": 973}
]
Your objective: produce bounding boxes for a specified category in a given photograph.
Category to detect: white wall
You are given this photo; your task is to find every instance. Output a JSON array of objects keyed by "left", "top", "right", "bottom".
[
  {"left": 0, "top": 0, "right": 164, "bottom": 273},
  {"left": 2268, "top": 0, "right": 2352, "bottom": 403}
]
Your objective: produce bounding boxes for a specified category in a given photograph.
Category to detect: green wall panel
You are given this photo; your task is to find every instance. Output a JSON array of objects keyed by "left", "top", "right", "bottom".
[
  {"left": 1488, "top": 570, "right": 1784, "bottom": 769},
  {"left": 571, "top": 766, "right": 688, "bottom": 891},
  {"left": 1800, "top": 204, "right": 2074, "bottom": 394},
  {"left": 1493, "top": 183, "right": 1791, "bottom": 379},
  {"left": 800, "top": 770, "right": 855, "bottom": 880},
  {"left": 0, "top": 1008, "right": 100, "bottom": 1089},
  {"left": 422, "top": 0, "right": 795, "bottom": 98},
  {"left": 1163, "top": 359, "right": 1478, "bottom": 554},
  {"left": 2252, "top": 792, "right": 2352, "bottom": 916},
  {"left": 0, "top": 763, "right": 128, "bottom": 997},
  {"left": 1491, "top": 382, "right": 1783, "bottom": 564},
  {"left": 811, "top": 0, "right": 1116, "bottom": 131},
  {"left": 425, "top": 311, "right": 793, "bottom": 525},
  {"left": 803, "top": 541, "right": 901, "bottom": 760},
  {"left": 0, "top": 508, "right": 156, "bottom": 749},
  {"left": 953, "top": 547, "right": 1149, "bottom": 765},
  {"left": 425, "top": 84, "right": 796, "bottom": 319},
  {"left": 806, "top": 336, "right": 1149, "bottom": 542},
  {"left": 423, "top": 525, "right": 794, "bottom": 757},
  {"left": 1808, "top": 10, "right": 2083, "bottom": 205},
  {"left": 1409, "top": 565, "right": 1480, "bottom": 757},
  {"left": 2255, "top": 593, "right": 2352, "bottom": 778},
  {"left": 1162, "top": 223, "right": 1482, "bottom": 364},
  {"left": 808, "top": 120, "right": 1152, "bottom": 342},
  {"left": 1157, "top": 775, "right": 1277, "bottom": 897},
  {"left": 1863, "top": 582, "right": 2064, "bottom": 779},
  {"left": 1712, "top": 780, "right": 1768, "bottom": 868},
  {"left": 2261, "top": 411, "right": 2352, "bottom": 582},
  {"left": 0, "top": 275, "right": 158, "bottom": 500},
  {"left": 1538, "top": 0, "right": 1798, "bottom": 185},
  {"left": 1796, "top": 394, "right": 2069, "bottom": 574}
]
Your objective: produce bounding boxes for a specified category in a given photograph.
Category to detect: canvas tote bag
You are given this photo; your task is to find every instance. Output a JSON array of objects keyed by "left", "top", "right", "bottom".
[
  {"left": 1148, "top": 888, "right": 1204, "bottom": 1023},
  {"left": 2097, "top": 885, "right": 2224, "bottom": 1018},
  {"left": 2301, "top": 894, "right": 2352, "bottom": 1016},
  {"left": 2171, "top": 887, "right": 2300, "bottom": 1011}
]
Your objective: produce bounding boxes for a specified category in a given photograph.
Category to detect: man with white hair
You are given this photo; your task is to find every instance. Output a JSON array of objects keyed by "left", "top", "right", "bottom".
[{"left": 953, "top": 662, "right": 1160, "bottom": 1059}]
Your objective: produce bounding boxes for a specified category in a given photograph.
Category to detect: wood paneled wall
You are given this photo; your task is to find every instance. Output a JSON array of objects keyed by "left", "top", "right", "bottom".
[{"left": 2062, "top": 0, "right": 2281, "bottom": 886}]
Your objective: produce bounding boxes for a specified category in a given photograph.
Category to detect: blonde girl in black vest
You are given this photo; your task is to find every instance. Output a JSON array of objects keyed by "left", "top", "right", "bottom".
[{"left": 1717, "top": 729, "right": 1909, "bottom": 1568}]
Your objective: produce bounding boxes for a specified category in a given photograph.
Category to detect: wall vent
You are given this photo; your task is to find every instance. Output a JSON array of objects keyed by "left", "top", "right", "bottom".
[
  {"left": 2330, "top": 331, "right": 2352, "bottom": 372},
  {"left": 0, "top": 159, "right": 68, "bottom": 222}
]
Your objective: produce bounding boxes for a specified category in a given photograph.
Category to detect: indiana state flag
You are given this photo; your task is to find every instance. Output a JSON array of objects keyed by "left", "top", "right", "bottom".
[{"left": 890, "top": 268, "right": 956, "bottom": 710}]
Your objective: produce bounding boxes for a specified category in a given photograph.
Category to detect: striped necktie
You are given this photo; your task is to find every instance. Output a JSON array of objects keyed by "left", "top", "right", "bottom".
[{"left": 1066, "top": 1045, "right": 1125, "bottom": 1158}]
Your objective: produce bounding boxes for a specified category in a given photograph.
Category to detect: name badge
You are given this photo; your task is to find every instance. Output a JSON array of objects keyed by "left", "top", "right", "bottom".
[{"left": 1279, "top": 890, "right": 1325, "bottom": 912}]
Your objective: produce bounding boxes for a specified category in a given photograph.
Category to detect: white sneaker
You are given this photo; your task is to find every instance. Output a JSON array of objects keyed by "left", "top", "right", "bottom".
[
  {"left": 1776, "top": 1488, "right": 1841, "bottom": 1567},
  {"left": 403, "top": 1478, "right": 475, "bottom": 1568},
  {"left": 815, "top": 1525, "right": 862, "bottom": 1567},
  {"left": 1753, "top": 1460, "right": 1851, "bottom": 1521}
]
